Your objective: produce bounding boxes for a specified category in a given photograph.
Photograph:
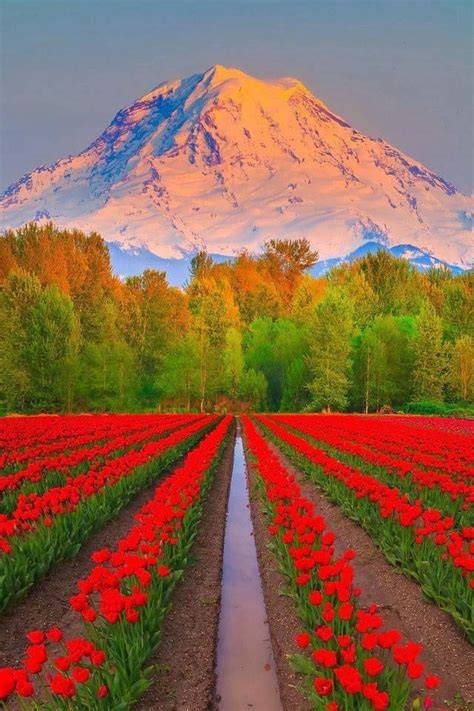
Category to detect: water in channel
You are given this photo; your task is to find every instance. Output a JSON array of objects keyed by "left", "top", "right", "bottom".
[{"left": 216, "top": 424, "right": 282, "bottom": 710}]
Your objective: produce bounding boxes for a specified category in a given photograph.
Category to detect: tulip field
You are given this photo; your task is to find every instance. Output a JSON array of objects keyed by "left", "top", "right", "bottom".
[
  {"left": 0, "top": 413, "right": 472, "bottom": 709},
  {"left": 256, "top": 415, "right": 474, "bottom": 640}
]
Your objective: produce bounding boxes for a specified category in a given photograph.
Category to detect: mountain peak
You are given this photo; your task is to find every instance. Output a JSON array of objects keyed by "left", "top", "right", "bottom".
[
  {"left": 204, "top": 63, "right": 248, "bottom": 82},
  {"left": 201, "top": 64, "right": 310, "bottom": 99},
  {"left": 1, "top": 65, "right": 471, "bottom": 271}
]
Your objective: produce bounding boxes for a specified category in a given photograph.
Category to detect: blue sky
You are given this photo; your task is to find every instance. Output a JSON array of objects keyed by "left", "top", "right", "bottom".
[{"left": 1, "top": 0, "right": 472, "bottom": 193}]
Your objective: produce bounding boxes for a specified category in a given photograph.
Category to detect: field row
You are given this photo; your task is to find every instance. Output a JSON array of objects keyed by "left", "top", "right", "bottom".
[
  {"left": 0, "top": 413, "right": 472, "bottom": 709},
  {"left": 259, "top": 414, "right": 474, "bottom": 640}
]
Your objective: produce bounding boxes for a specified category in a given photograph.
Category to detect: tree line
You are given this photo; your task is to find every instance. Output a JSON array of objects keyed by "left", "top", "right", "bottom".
[{"left": 0, "top": 223, "right": 472, "bottom": 414}]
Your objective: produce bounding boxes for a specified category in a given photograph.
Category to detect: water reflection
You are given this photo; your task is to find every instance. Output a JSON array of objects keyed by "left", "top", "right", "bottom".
[{"left": 216, "top": 425, "right": 282, "bottom": 710}]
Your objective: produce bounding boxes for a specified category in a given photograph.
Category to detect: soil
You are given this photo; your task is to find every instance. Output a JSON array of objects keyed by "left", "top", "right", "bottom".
[
  {"left": 135, "top": 427, "right": 235, "bottom": 711},
  {"left": 263, "top": 432, "right": 474, "bottom": 710},
  {"left": 244, "top": 442, "right": 313, "bottom": 711}
]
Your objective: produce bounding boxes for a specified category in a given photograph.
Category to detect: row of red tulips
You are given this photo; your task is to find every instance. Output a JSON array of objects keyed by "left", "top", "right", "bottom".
[
  {"left": 0, "top": 414, "right": 91, "bottom": 451},
  {"left": 0, "top": 416, "right": 212, "bottom": 547},
  {"left": 0, "top": 416, "right": 216, "bottom": 613},
  {"left": 284, "top": 414, "right": 474, "bottom": 477},
  {"left": 0, "top": 415, "right": 197, "bottom": 498},
  {"left": 272, "top": 415, "right": 473, "bottom": 519},
  {"left": 257, "top": 416, "right": 474, "bottom": 642},
  {"left": 0, "top": 413, "right": 166, "bottom": 453},
  {"left": 0, "top": 416, "right": 232, "bottom": 709},
  {"left": 0, "top": 414, "right": 191, "bottom": 472},
  {"left": 394, "top": 416, "right": 473, "bottom": 437},
  {"left": 280, "top": 413, "right": 474, "bottom": 480},
  {"left": 242, "top": 416, "right": 439, "bottom": 711}
]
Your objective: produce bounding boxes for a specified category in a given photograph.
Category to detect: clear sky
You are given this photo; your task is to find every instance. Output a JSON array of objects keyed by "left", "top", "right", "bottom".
[{"left": 1, "top": 0, "right": 472, "bottom": 194}]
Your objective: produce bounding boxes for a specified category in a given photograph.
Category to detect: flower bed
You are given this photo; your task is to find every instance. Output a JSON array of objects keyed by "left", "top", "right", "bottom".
[
  {"left": 0, "top": 414, "right": 197, "bottom": 498},
  {"left": 271, "top": 415, "right": 474, "bottom": 520},
  {"left": 257, "top": 415, "right": 474, "bottom": 642},
  {"left": 242, "top": 416, "right": 439, "bottom": 711},
  {"left": 0, "top": 414, "right": 186, "bottom": 472},
  {"left": 0, "top": 416, "right": 217, "bottom": 612},
  {"left": 0, "top": 416, "right": 232, "bottom": 709}
]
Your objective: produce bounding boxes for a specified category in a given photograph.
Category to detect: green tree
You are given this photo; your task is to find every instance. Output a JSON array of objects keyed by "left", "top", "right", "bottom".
[
  {"left": 280, "top": 358, "right": 307, "bottom": 412},
  {"left": 77, "top": 299, "right": 136, "bottom": 412},
  {"left": 156, "top": 334, "right": 200, "bottom": 411},
  {"left": 223, "top": 327, "right": 244, "bottom": 401},
  {"left": 244, "top": 318, "right": 307, "bottom": 411},
  {"left": 120, "top": 270, "right": 188, "bottom": 408},
  {"left": 449, "top": 335, "right": 474, "bottom": 401},
  {"left": 244, "top": 318, "right": 278, "bottom": 408},
  {"left": 274, "top": 320, "right": 307, "bottom": 411},
  {"left": 307, "top": 288, "right": 354, "bottom": 411},
  {"left": 352, "top": 315, "right": 415, "bottom": 412},
  {"left": 413, "top": 301, "right": 447, "bottom": 402},
  {"left": 329, "top": 266, "right": 378, "bottom": 329},
  {"left": 239, "top": 368, "right": 268, "bottom": 411},
  {"left": 0, "top": 270, "right": 42, "bottom": 410},
  {"left": 23, "top": 286, "right": 79, "bottom": 411},
  {"left": 352, "top": 326, "right": 386, "bottom": 413},
  {"left": 187, "top": 267, "right": 229, "bottom": 411},
  {"left": 442, "top": 278, "right": 474, "bottom": 341},
  {"left": 360, "top": 251, "right": 423, "bottom": 315}
]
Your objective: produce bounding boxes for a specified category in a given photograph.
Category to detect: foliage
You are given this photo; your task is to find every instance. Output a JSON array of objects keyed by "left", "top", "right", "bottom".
[
  {"left": 307, "top": 288, "right": 354, "bottom": 412},
  {"left": 413, "top": 301, "right": 447, "bottom": 402},
  {"left": 1, "top": 223, "right": 472, "bottom": 413},
  {"left": 351, "top": 315, "right": 416, "bottom": 411},
  {"left": 403, "top": 400, "right": 474, "bottom": 417},
  {"left": 449, "top": 335, "right": 474, "bottom": 401},
  {"left": 239, "top": 368, "right": 268, "bottom": 411}
]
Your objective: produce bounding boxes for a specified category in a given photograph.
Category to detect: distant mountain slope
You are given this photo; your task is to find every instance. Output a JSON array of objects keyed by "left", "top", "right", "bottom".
[
  {"left": 311, "top": 242, "right": 466, "bottom": 277},
  {"left": 1, "top": 65, "right": 472, "bottom": 274}
]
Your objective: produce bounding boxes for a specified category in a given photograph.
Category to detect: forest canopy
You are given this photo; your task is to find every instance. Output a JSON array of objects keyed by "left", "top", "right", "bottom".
[{"left": 0, "top": 223, "right": 473, "bottom": 414}]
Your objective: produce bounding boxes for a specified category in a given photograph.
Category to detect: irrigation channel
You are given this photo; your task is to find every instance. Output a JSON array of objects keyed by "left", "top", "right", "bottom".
[{"left": 216, "top": 423, "right": 282, "bottom": 710}]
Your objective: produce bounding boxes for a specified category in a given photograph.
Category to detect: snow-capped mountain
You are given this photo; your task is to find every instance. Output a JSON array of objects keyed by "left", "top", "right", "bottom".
[{"left": 1, "top": 64, "right": 472, "bottom": 276}]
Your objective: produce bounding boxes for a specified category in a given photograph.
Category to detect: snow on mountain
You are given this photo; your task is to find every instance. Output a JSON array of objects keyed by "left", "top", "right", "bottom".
[
  {"left": 312, "top": 242, "right": 466, "bottom": 278},
  {"left": 1, "top": 64, "right": 472, "bottom": 274}
]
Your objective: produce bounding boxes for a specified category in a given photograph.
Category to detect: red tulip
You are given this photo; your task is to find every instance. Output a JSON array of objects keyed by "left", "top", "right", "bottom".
[{"left": 314, "top": 677, "right": 333, "bottom": 696}]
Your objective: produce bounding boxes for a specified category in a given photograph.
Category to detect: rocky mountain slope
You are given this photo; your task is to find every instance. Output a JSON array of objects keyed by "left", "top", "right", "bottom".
[{"left": 1, "top": 65, "right": 471, "bottom": 277}]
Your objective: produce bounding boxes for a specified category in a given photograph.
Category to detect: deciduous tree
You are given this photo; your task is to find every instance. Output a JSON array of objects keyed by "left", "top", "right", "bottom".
[
  {"left": 307, "top": 288, "right": 354, "bottom": 411},
  {"left": 413, "top": 301, "right": 447, "bottom": 402},
  {"left": 449, "top": 334, "right": 474, "bottom": 401}
]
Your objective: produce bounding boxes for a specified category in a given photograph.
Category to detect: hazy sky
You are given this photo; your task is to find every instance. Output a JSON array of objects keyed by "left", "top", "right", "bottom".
[{"left": 1, "top": 0, "right": 472, "bottom": 193}]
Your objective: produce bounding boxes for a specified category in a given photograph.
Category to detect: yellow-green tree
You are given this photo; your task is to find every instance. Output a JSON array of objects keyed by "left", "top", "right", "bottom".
[
  {"left": 307, "top": 288, "right": 354, "bottom": 411},
  {"left": 449, "top": 335, "right": 474, "bottom": 401},
  {"left": 413, "top": 301, "right": 447, "bottom": 402}
]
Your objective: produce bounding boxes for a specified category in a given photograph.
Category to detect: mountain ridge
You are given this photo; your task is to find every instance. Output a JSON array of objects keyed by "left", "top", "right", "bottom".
[{"left": 1, "top": 64, "right": 472, "bottom": 274}]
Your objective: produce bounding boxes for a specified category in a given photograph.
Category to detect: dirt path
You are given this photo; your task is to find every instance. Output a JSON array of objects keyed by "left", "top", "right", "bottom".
[
  {"left": 263, "top": 432, "right": 474, "bottom": 709},
  {"left": 135, "top": 426, "right": 235, "bottom": 711}
]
